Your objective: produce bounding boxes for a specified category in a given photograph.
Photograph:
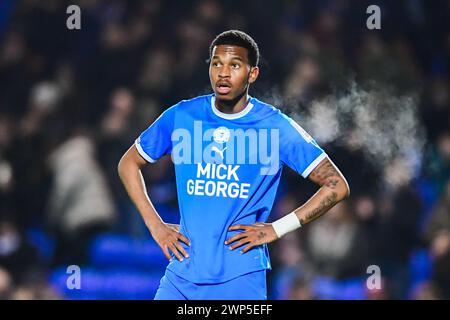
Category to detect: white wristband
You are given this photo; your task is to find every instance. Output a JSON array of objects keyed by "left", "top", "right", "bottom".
[{"left": 272, "top": 212, "right": 302, "bottom": 238}]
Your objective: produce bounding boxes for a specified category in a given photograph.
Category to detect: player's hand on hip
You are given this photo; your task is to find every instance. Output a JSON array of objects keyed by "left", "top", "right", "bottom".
[
  {"left": 149, "top": 222, "right": 190, "bottom": 262},
  {"left": 225, "top": 223, "right": 278, "bottom": 254}
]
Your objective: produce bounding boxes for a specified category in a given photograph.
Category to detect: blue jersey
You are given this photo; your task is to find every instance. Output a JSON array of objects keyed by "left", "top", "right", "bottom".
[{"left": 135, "top": 94, "right": 326, "bottom": 283}]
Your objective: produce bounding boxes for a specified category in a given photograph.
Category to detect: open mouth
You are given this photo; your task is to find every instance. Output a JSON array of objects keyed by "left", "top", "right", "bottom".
[{"left": 216, "top": 83, "right": 232, "bottom": 95}]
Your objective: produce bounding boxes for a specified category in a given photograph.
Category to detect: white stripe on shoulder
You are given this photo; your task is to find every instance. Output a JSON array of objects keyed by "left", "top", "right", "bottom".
[
  {"left": 301, "top": 152, "right": 327, "bottom": 178},
  {"left": 134, "top": 138, "right": 157, "bottom": 163}
]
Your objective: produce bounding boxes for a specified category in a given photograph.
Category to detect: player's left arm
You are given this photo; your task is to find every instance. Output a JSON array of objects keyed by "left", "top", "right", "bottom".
[
  {"left": 226, "top": 156, "right": 349, "bottom": 253},
  {"left": 294, "top": 156, "right": 350, "bottom": 224}
]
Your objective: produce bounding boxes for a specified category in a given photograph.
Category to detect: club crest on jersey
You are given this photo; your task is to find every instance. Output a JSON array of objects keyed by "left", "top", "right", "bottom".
[{"left": 213, "top": 126, "right": 230, "bottom": 144}]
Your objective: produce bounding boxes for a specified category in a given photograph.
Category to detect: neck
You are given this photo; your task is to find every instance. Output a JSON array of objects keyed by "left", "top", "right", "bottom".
[{"left": 215, "top": 90, "right": 249, "bottom": 114}]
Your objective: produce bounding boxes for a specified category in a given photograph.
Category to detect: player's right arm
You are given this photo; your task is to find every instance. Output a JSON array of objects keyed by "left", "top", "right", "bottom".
[{"left": 118, "top": 145, "right": 190, "bottom": 261}]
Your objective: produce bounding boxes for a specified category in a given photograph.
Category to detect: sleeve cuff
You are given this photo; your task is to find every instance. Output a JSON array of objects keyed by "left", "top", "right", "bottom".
[
  {"left": 135, "top": 139, "right": 157, "bottom": 163},
  {"left": 301, "top": 152, "right": 327, "bottom": 178}
]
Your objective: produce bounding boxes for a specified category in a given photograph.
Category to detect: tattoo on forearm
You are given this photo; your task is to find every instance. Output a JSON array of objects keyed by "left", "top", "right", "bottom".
[
  {"left": 300, "top": 159, "right": 348, "bottom": 226},
  {"left": 304, "top": 192, "right": 338, "bottom": 224},
  {"left": 257, "top": 231, "right": 266, "bottom": 240}
]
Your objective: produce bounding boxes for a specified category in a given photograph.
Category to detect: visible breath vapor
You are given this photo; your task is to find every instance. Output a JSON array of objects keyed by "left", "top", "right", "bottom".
[{"left": 261, "top": 82, "right": 426, "bottom": 185}]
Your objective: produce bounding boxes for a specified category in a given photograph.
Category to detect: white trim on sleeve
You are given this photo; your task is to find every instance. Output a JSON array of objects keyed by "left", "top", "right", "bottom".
[
  {"left": 301, "top": 152, "right": 327, "bottom": 178},
  {"left": 135, "top": 139, "right": 157, "bottom": 163}
]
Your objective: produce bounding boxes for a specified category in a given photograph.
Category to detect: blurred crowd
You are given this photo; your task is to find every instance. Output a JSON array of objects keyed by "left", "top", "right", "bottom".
[{"left": 0, "top": 0, "right": 449, "bottom": 299}]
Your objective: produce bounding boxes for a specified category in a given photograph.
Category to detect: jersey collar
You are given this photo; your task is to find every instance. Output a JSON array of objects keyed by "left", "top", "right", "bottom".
[{"left": 210, "top": 95, "right": 254, "bottom": 120}]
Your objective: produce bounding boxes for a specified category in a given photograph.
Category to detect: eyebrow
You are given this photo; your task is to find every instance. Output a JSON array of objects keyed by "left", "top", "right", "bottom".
[{"left": 211, "top": 55, "right": 245, "bottom": 63}]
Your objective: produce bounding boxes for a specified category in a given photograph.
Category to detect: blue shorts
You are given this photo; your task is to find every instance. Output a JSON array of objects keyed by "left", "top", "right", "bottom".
[{"left": 154, "top": 269, "right": 267, "bottom": 300}]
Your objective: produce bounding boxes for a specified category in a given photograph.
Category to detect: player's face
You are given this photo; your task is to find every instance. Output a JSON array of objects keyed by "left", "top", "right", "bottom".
[{"left": 209, "top": 45, "right": 259, "bottom": 100}]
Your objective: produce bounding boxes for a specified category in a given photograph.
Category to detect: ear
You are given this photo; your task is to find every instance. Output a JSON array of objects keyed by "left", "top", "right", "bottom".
[{"left": 248, "top": 66, "right": 259, "bottom": 84}]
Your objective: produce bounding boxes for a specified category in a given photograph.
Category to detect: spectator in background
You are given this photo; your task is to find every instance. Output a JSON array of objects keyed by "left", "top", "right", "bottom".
[
  {"left": 420, "top": 78, "right": 450, "bottom": 143},
  {"left": 97, "top": 88, "right": 137, "bottom": 200},
  {"left": 0, "top": 267, "right": 13, "bottom": 300},
  {"left": 0, "top": 220, "right": 44, "bottom": 283},
  {"left": 306, "top": 201, "right": 369, "bottom": 280},
  {"left": 270, "top": 231, "right": 314, "bottom": 300},
  {"left": 283, "top": 55, "right": 322, "bottom": 105},
  {"left": 5, "top": 81, "right": 62, "bottom": 229},
  {"left": 0, "top": 220, "right": 60, "bottom": 300},
  {"left": 0, "top": 114, "right": 15, "bottom": 219},
  {"left": 425, "top": 180, "right": 450, "bottom": 298},
  {"left": 411, "top": 281, "right": 442, "bottom": 300},
  {"left": 46, "top": 133, "right": 116, "bottom": 267},
  {"left": 424, "top": 131, "right": 450, "bottom": 197},
  {"left": 287, "top": 277, "right": 316, "bottom": 300},
  {"left": 374, "top": 165, "right": 423, "bottom": 299},
  {"left": 138, "top": 46, "right": 175, "bottom": 100}
]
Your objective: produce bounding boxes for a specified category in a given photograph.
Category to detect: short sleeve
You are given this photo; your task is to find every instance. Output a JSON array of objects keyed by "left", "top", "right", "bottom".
[
  {"left": 280, "top": 115, "right": 327, "bottom": 178},
  {"left": 135, "top": 106, "right": 176, "bottom": 163}
]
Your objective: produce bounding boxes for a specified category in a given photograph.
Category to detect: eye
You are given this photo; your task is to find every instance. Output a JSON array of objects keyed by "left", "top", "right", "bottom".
[
  {"left": 231, "top": 63, "right": 240, "bottom": 69},
  {"left": 212, "top": 61, "right": 221, "bottom": 67}
]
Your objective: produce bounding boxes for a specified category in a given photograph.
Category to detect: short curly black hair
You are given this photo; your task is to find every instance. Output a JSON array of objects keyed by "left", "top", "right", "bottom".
[{"left": 209, "top": 30, "right": 259, "bottom": 67}]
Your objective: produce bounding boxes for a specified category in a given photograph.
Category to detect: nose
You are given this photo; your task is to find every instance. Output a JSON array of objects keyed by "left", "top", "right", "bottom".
[{"left": 218, "top": 65, "right": 230, "bottom": 78}]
